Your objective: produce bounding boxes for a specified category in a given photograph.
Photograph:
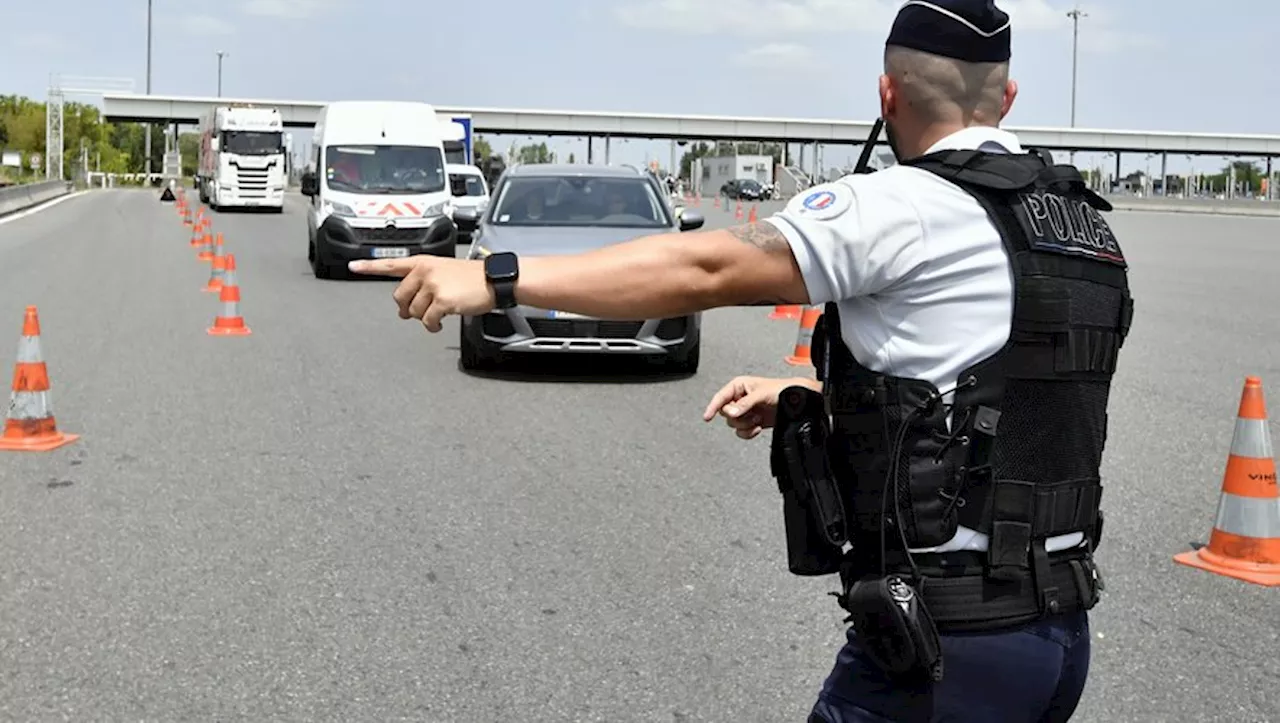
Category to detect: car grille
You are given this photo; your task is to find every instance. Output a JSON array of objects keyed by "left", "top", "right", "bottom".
[
  {"left": 352, "top": 227, "right": 425, "bottom": 244},
  {"left": 527, "top": 319, "right": 644, "bottom": 338}
]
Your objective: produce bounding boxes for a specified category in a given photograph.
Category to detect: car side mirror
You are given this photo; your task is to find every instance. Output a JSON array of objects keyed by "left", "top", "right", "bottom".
[
  {"left": 453, "top": 205, "right": 480, "bottom": 231},
  {"left": 300, "top": 172, "right": 318, "bottom": 197},
  {"left": 678, "top": 209, "right": 705, "bottom": 231}
]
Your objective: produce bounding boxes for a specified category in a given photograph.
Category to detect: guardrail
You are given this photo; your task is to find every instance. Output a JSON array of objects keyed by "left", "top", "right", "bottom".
[
  {"left": 0, "top": 180, "right": 73, "bottom": 216},
  {"left": 1105, "top": 196, "right": 1280, "bottom": 218}
]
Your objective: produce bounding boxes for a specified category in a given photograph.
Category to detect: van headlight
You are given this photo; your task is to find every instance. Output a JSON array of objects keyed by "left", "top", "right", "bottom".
[
  {"left": 324, "top": 200, "right": 356, "bottom": 217},
  {"left": 422, "top": 201, "right": 449, "bottom": 218}
]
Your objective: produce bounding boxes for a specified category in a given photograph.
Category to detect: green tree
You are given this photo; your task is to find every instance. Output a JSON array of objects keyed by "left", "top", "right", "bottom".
[
  {"left": 0, "top": 94, "right": 167, "bottom": 180},
  {"left": 179, "top": 132, "right": 201, "bottom": 176},
  {"left": 474, "top": 135, "right": 493, "bottom": 160},
  {"left": 567, "top": 152, "right": 576, "bottom": 164},
  {"left": 516, "top": 142, "right": 554, "bottom": 164},
  {"left": 677, "top": 141, "right": 713, "bottom": 180}
]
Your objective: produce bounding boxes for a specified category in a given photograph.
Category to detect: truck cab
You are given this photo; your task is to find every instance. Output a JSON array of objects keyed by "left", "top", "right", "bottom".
[
  {"left": 300, "top": 101, "right": 458, "bottom": 279},
  {"left": 197, "top": 106, "right": 287, "bottom": 211}
]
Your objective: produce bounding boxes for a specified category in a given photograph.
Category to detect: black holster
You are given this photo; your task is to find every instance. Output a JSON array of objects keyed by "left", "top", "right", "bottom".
[
  {"left": 770, "top": 386, "right": 847, "bottom": 577},
  {"left": 838, "top": 575, "right": 944, "bottom": 683}
]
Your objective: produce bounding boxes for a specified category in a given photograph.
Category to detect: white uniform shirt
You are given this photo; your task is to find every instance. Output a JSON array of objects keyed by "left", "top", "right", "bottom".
[{"left": 765, "top": 126, "right": 1083, "bottom": 555}]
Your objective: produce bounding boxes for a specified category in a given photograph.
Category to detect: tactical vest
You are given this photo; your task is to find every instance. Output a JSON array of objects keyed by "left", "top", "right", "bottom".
[{"left": 813, "top": 150, "right": 1134, "bottom": 633}]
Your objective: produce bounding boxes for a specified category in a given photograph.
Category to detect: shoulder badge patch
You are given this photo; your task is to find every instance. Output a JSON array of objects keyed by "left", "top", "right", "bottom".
[{"left": 793, "top": 184, "right": 853, "bottom": 221}]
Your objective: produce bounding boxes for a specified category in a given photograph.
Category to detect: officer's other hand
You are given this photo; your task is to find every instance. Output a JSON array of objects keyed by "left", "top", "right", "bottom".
[{"left": 703, "top": 376, "right": 803, "bottom": 440}]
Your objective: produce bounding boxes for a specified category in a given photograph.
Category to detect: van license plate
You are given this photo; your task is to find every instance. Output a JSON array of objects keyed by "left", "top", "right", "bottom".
[{"left": 371, "top": 247, "right": 410, "bottom": 259}]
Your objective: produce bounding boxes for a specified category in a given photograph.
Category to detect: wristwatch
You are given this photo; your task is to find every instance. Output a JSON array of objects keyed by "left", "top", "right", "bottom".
[{"left": 484, "top": 251, "right": 520, "bottom": 310}]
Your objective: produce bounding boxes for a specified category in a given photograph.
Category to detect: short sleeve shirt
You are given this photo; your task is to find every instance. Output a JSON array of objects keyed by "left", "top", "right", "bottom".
[
  {"left": 764, "top": 127, "right": 1023, "bottom": 397},
  {"left": 764, "top": 127, "right": 1084, "bottom": 554}
]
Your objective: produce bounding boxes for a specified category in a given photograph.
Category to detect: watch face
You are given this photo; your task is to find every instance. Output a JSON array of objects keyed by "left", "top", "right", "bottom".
[{"left": 486, "top": 252, "right": 518, "bottom": 280}]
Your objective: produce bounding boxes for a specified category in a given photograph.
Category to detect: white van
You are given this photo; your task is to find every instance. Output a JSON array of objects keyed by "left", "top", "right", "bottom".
[
  {"left": 301, "top": 101, "right": 457, "bottom": 279},
  {"left": 446, "top": 163, "right": 489, "bottom": 244}
]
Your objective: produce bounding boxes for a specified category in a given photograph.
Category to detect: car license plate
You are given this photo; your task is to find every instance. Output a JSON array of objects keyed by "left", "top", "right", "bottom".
[{"left": 371, "top": 247, "right": 409, "bottom": 259}]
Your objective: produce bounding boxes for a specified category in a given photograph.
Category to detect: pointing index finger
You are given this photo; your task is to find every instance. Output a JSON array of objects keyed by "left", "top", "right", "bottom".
[{"left": 348, "top": 258, "right": 415, "bottom": 277}]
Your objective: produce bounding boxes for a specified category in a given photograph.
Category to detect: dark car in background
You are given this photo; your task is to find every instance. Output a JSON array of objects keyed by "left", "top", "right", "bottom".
[
  {"left": 720, "top": 178, "right": 767, "bottom": 201},
  {"left": 451, "top": 164, "right": 706, "bottom": 373}
]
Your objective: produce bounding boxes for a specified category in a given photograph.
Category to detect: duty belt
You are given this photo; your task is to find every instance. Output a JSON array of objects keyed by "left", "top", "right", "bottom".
[{"left": 873, "top": 549, "right": 1104, "bottom": 634}]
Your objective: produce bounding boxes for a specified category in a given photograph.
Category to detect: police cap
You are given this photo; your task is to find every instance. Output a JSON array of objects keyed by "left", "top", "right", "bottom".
[{"left": 886, "top": 0, "right": 1012, "bottom": 64}]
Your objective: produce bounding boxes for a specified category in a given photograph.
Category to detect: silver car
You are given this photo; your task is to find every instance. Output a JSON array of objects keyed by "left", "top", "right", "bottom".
[{"left": 452, "top": 164, "right": 706, "bottom": 373}]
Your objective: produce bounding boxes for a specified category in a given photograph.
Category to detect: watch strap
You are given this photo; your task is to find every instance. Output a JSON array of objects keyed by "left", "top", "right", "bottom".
[{"left": 491, "top": 278, "right": 517, "bottom": 309}]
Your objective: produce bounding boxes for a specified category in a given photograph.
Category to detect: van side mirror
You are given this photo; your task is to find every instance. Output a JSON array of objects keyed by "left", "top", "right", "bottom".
[
  {"left": 210, "top": 138, "right": 220, "bottom": 152},
  {"left": 300, "top": 172, "right": 318, "bottom": 197},
  {"left": 453, "top": 206, "right": 480, "bottom": 231},
  {"left": 450, "top": 177, "right": 468, "bottom": 197}
]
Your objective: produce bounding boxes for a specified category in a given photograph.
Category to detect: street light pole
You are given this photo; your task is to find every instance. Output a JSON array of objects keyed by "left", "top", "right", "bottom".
[
  {"left": 216, "top": 50, "right": 228, "bottom": 97},
  {"left": 145, "top": 0, "right": 153, "bottom": 184},
  {"left": 1067, "top": 6, "right": 1086, "bottom": 128}
]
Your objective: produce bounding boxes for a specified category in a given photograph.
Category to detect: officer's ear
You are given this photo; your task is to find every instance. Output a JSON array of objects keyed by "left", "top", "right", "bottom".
[
  {"left": 878, "top": 74, "right": 896, "bottom": 120},
  {"left": 1000, "top": 79, "right": 1019, "bottom": 120}
]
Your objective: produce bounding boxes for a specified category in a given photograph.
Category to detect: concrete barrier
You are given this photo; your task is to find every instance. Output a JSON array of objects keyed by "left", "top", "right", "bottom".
[{"left": 0, "top": 180, "right": 74, "bottom": 217}]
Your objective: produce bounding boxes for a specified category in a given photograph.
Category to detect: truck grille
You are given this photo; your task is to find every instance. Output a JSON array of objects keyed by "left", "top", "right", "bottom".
[{"left": 231, "top": 160, "right": 277, "bottom": 199}]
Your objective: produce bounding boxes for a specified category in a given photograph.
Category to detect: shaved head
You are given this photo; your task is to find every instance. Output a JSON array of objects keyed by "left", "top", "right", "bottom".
[{"left": 884, "top": 45, "right": 1010, "bottom": 126}]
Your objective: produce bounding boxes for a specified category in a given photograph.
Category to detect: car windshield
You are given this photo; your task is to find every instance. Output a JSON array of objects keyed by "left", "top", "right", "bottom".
[
  {"left": 739, "top": 179, "right": 762, "bottom": 190},
  {"left": 324, "top": 145, "right": 446, "bottom": 194},
  {"left": 450, "top": 174, "right": 487, "bottom": 197},
  {"left": 489, "top": 176, "right": 669, "bottom": 228},
  {"left": 222, "top": 131, "right": 283, "bottom": 156}
]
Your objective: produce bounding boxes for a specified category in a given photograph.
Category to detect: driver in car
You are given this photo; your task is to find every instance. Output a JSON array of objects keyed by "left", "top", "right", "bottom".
[
  {"left": 522, "top": 190, "right": 547, "bottom": 221},
  {"left": 605, "top": 191, "right": 628, "bottom": 217}
]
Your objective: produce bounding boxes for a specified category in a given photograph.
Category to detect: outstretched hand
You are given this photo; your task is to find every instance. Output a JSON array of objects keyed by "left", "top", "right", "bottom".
[{"left": 348, "top": 256, "right": 495, "bottom": 332}]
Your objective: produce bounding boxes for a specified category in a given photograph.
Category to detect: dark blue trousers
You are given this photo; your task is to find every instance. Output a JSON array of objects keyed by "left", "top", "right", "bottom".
[{"left": 809, "top": 612, "right": 1091, "bottom": 723}]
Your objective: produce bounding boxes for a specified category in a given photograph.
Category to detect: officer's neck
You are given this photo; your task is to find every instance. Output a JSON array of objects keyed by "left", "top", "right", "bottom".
[{"left": 905, "top": 121, "right": 1001, "bottom": 159}]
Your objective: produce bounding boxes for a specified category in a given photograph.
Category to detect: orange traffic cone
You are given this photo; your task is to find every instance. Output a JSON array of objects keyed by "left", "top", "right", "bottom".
[
  {"left": 1174, "top": 376, "right": 1280, "bottom": 586},
  {"left": 208, "top": 254, "right": 251, "bottom": 336},
  {"left": 770, "top": 304, "right": 802, "bottom": 321},
  {"left": 189, "top": 218, "right": 204, "bottom": 247},
  {"left": 0, "top": 306, "right": 78, "bottom": 452},
  {"left": 748, "top": 205, "right": 758, "bottom": 223},
  {"left": 714, "top": 196, "right": 721, "bottom": 209},
  {"left": 203, "top": 243, "right": 227, "bottom": 292},
  {"left": 785, "top": 306, "right": 823, "bottom": 367},
  {"left": 198, "top": 231, "right": 219, "bottom": 262},
  {"left": 735, "top": 201, "right": 743, "bottom": 220}
]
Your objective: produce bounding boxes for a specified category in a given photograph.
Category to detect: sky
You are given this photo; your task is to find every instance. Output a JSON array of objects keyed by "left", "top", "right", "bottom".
[{"left": 2, "top": 0, "right": 1277, "bottom": 177}]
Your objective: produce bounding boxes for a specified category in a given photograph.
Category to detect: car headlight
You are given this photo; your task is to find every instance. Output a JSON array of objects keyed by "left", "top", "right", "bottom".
[{"left": 324, "top": 200, "right": 356, "bottom": 217}]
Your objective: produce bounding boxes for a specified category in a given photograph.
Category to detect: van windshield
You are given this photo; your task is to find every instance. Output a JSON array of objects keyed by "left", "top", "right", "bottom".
[
  {"left": 450, "top": 174, "right": 487, "bottom": 197},
  {"left": 324, "top": 145, "right": 446, "bottom": 194}
]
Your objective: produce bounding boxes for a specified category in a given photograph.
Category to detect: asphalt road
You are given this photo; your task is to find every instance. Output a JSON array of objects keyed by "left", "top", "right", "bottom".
[{"left": 0, "top": 190, "right": 1277, "bottom": 722}]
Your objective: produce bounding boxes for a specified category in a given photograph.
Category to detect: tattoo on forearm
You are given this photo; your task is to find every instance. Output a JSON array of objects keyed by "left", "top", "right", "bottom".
[{"left": 727, "top": 223, "right": 789, "bottom": 252}]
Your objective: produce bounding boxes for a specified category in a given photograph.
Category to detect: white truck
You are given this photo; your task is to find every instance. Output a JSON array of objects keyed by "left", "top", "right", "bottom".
[{"left": 197, "top": 105, "right": 287, "bottom": 212}]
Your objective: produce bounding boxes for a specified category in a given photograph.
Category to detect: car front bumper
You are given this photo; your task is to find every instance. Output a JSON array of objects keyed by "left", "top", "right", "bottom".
[
  {"left": 465, "top": 309, "right": 697, "bottom": 355},
  {"left": 316, "top": 215, "right": 457, "bottom": 263}
]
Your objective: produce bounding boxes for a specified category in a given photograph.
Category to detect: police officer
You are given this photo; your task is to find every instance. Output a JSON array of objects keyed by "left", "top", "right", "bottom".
[{"left": 349, "top": 2, "right": 1131, "bottom": 721}]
